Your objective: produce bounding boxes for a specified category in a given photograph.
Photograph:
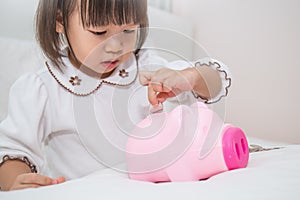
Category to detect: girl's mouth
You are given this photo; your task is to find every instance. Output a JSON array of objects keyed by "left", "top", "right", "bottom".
[{"left": 101, "top": 60, "right": 119, "bottom": 69}]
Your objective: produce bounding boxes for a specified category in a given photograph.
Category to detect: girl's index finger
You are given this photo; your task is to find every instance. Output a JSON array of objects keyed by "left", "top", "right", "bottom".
[
  {"left": 55, "top": 176, "right": 66, "bottom": 184},
  {"left": 147, "top": 85, "right": 159, "bottom": 106}
]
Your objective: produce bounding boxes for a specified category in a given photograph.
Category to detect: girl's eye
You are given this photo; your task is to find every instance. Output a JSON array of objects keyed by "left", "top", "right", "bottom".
[
  {"left": 90, "top": 31, "right": 107, "bottom": 36},
  {"left": 123, "top": 29, "right": 136, "bottom": 34}
]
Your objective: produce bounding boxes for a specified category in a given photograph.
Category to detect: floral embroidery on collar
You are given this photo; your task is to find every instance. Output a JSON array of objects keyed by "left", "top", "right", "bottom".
[
  {"left": 119, "top": 69, "right": 129, "bottom": 78},
  {"left": 69, "top": 76, "right": 82, "bottom": 86}
]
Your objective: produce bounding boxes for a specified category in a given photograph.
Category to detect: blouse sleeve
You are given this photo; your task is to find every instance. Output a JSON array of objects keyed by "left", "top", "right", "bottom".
[
  {"left": 0, "top": 73, "right": 51, "bottom": 173},
  {"left": 191, "top": 57, "right": 232, "bottom": 104},
  {"left": 138, "top": 50, "right": 232, "bottom": 105}
]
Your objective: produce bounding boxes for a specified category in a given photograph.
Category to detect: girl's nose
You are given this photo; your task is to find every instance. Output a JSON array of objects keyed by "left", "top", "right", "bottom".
[{"left": 104, "top": 37, "right": 123, "bottom": 54}]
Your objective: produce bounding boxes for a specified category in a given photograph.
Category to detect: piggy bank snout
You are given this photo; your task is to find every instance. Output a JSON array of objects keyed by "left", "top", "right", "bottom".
[{"left": 222, "top": 127, "right": 249, "bottom": 170}]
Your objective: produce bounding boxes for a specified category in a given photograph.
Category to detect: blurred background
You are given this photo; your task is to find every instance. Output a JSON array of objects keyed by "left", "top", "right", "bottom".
[{"left": 0, "top": 0, "right": 299, "bottom": 143}]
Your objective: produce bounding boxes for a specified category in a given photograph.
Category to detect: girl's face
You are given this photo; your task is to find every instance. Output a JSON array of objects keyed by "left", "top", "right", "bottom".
[{"left": 58, "top": 7, "right": 139, "bottom": 76}]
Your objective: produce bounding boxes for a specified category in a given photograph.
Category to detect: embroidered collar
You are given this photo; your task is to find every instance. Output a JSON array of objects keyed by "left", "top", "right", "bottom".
[{"left": 46, "top": 53, "right": 139, "bottom": 96}]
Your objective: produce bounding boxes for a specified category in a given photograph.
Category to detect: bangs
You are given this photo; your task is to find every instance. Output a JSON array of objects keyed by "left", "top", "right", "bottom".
[{"left": 80, "top": 0, "right": 148, "bottom": 27}]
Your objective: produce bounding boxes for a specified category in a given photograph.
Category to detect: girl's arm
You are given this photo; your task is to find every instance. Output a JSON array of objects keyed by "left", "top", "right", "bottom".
[
  {"left": 139, "top": 65, "right": 225, "bottom": 106},
  {"left": 0, "top": 73, "right": 65, "bottom": 191},
  {"left": 138, "top": 51, "right": 231, "bottom": 105}
]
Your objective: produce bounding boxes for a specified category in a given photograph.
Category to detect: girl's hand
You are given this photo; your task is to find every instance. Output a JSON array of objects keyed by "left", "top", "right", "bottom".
[
  {"left": 139, "top": 68, "right": 198, "bottom": 105},
  {"left": 9, "top": 173, "right": 66, "bottom": 191}
]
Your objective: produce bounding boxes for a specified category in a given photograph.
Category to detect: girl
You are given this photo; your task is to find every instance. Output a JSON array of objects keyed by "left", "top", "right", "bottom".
[{"left": 0, "top": 0, "right": 231, "bottom": 191}]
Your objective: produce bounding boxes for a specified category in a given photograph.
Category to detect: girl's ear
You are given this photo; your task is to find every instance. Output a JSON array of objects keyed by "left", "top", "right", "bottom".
[{"left": 56, "top": 10, "right": 64, "bottom": 33}]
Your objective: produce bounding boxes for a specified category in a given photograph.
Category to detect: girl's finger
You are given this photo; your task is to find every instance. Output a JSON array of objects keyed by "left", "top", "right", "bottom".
[
  {"left": 55, "top": 176, "right": 66, "bottom": 184},
  {"left": 150, "top": 81, "right": 172, "bottom": 93},
  {"left": 156, "top": 91, "right": 176, "bottom": 102},
  {"left": 147, "top": 85, "right": 159, "bottom": 105},
  {"left": 10, "top": 175, "right": 66, "bottom": 191},
  {"left": 149, "top": 82, "right": 163, "bottom": 93},
  {"left": 19, "top": 173, "right": 55, "bottom": 186}
]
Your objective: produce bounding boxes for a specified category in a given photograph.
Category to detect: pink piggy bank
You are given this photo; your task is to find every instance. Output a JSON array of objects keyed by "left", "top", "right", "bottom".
[{"left": 126, "top": 102, "right": 249, "bottom": 182}]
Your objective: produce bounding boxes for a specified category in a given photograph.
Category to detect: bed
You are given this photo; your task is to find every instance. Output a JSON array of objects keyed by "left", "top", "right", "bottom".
[
  {"left": 1, "top": 3, "right": 300, "bottom": 200},
  {"left": 0, "top": 138, "right": 299, "bottom": 200}
]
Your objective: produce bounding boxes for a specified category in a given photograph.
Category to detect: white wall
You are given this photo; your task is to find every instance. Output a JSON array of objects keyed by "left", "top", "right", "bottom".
[
  {"left": 173, "top": 0, "right": 300, "bottom": 143},
  {"left": 0, "top": 0, "right": 39, "bottom": 40}
]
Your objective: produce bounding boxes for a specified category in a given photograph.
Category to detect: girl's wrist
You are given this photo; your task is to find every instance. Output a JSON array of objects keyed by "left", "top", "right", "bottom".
[
  {"left": 181, "top": 67, "right": 203, "bottom": 92},
  {"left": 181, "top": 66, "right": 212, "bottom": 101}
]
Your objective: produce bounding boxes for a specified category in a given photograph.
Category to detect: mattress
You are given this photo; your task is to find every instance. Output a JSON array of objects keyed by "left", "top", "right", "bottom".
[{"left": 1, "top": 137, "right": 299, "bottom": 200}]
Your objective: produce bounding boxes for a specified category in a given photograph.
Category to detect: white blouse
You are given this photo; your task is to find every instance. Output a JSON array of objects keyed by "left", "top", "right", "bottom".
[{"left": 0, "top": 50, "right": 231, "bottom": 179}]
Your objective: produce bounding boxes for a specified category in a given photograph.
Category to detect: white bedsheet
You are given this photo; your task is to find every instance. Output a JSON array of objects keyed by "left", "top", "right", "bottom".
[{"left": 1, "top": 138, "right": 299, "bottom": 200}]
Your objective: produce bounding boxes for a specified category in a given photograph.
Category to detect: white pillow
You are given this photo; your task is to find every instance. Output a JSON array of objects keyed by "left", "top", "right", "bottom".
[{"left": 0, "top": 37, "right": 45, "bottom": 121}]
